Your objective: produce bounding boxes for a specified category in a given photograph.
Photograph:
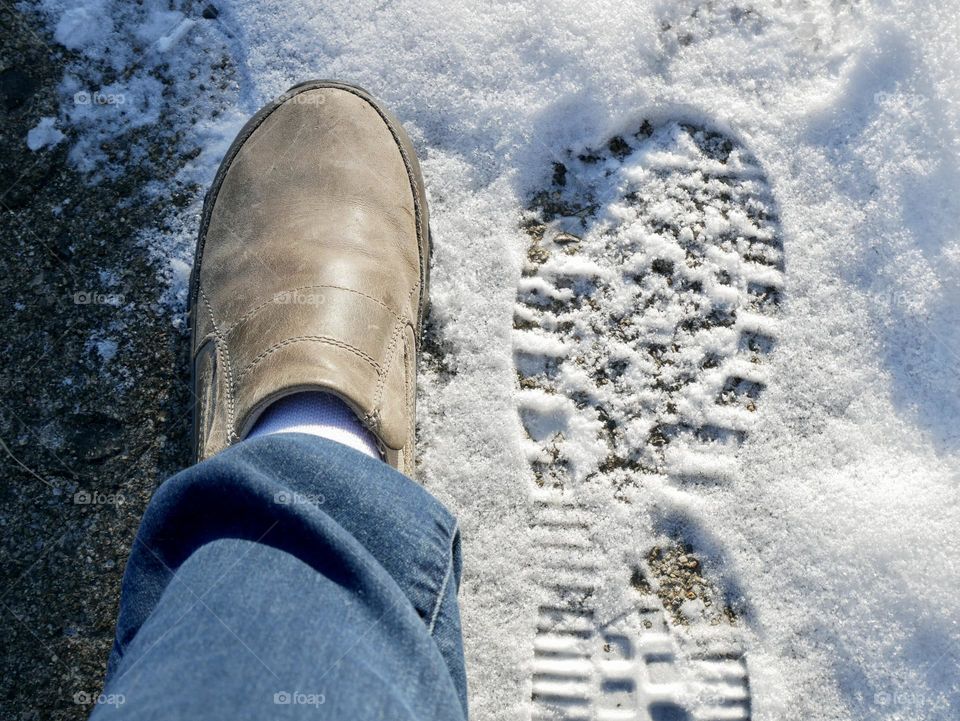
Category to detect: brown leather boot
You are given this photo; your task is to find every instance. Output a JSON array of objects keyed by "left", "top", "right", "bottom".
[{"left": 189, "top": 80, "right": 429, "bottom": 477}]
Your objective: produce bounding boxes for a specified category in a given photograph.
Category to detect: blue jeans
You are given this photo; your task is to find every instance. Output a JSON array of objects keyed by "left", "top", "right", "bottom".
[{"left": 91, "top": 434, "right": 468, "bottom": 720}]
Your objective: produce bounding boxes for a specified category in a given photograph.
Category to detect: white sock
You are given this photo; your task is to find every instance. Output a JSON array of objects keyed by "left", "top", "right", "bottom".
[{"left": 245, "top": 391, "right": 381, "bottom": 460}]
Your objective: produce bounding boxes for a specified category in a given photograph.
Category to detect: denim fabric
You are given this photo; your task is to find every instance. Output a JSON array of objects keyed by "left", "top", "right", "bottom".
[{"left": 91, "top": 433, "right": 467, "bottom": 720}]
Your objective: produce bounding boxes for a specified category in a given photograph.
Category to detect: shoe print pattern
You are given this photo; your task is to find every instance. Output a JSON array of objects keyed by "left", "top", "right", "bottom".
[{"left": 515, "top": 121, "right": 784, "bottom": 721}]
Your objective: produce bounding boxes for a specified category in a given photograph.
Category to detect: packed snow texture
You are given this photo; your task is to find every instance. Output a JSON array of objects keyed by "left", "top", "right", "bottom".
[
  {"left": 514, "top": 123, "right": 778, "bottom": 720},
  {"left": 30, "top": 0, "right": 960, "bottom": 719}
]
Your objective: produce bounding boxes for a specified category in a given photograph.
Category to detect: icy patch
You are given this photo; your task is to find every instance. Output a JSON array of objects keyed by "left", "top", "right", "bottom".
[
  {"left": 26, "top": 116, "right": 64, "bottom": 150},
  {"left": 30, "top": 0, "right": 237, "bottom": 185},
  {"left": 95, "top": 339, "right": 117, "bottom": 363},
  {"left": 51, "top": 0, "right": 112, "bottom": 53}
]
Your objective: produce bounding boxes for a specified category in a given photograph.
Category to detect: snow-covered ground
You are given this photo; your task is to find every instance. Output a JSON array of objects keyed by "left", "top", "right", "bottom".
[{"left": 29, "top": 0, "right": 960, "bottom": 718}]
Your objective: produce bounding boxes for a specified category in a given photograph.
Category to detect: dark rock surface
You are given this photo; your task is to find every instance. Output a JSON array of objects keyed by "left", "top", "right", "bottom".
[{"left": 0, "top": 5, "right": 195, "bottom": 719}]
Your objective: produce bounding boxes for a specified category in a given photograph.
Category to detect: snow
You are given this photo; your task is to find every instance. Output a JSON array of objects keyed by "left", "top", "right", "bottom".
[
  {"left": 29, "top": 0, "right": 960, "bottom": 719},
  {"left": 51, "top": 0, "right": 110, "bottom": 53},
  {"left": 25, "top": 116, "right": 64, "bottom": 150},
  {"left": 94, "top": 338, "right": 117, "bottom": 363}
]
